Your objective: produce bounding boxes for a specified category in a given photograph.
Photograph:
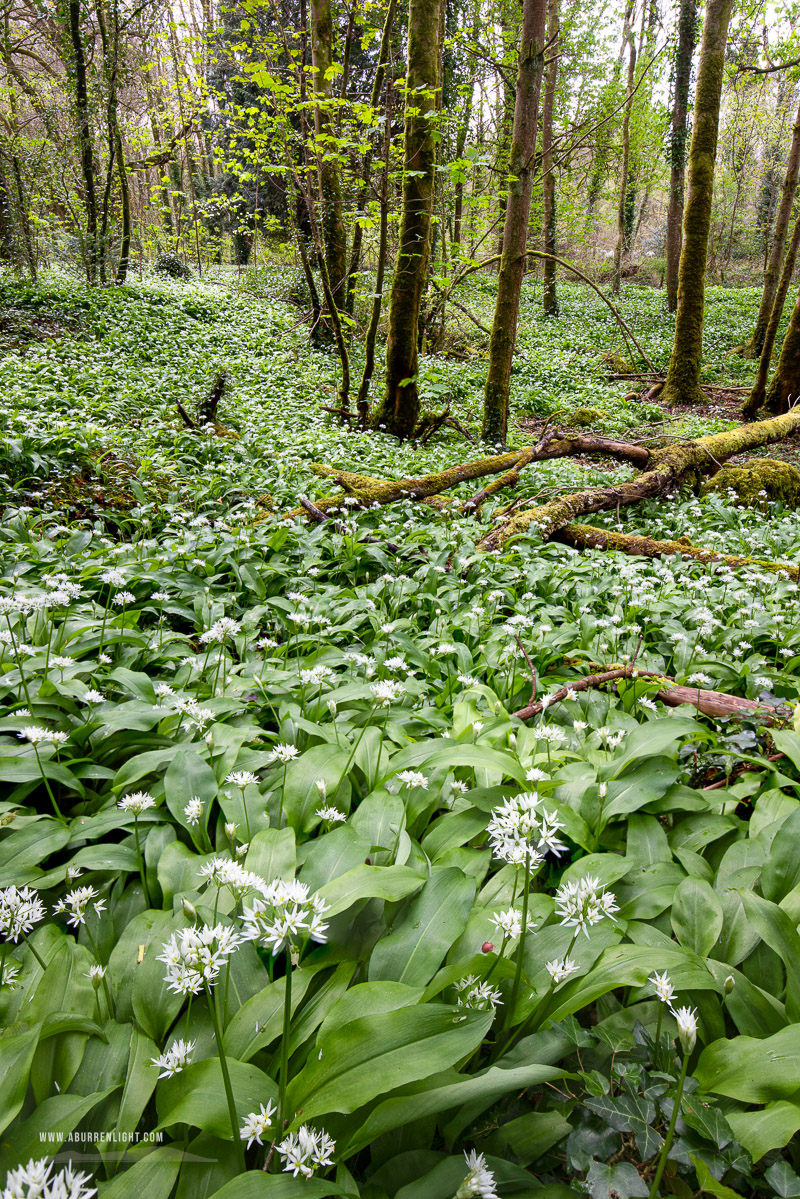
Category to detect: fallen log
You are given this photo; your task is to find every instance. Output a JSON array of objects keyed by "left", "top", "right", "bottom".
[
  {"left": 554, "top": 524, "right": 800, "bottom": 580},
  {"left": 479, "top": 408, "right": 800, "bottom": 548},
  {"left": 511, "top": 665, "right": 790, "bottom": 725}
]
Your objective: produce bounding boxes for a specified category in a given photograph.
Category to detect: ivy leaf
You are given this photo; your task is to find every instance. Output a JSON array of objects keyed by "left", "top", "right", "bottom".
[{"left": 585, "top": 1091, "right": 662, "bottom": 1161}]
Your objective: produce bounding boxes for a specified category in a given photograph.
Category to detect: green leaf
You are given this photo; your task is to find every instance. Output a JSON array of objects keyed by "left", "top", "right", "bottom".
[
  {"left": 0, "top": 1087, "right": 118, "bottom": 1173},
  {"left": 387, "top": 741, "right": 528, "bottom": 785},
  {"left": 207, "top": 1176, "right": 353, "bottom": 1198},
  {"left": 738, "top": 891, "right": 800, "bottom": 1022},
  {"left": 223, "top": 966, "right": 320, "bottom": 1061},
  {"left": 164, "top": 749, "right": 219, "bottom": 833},
  {"left": 585, "top": 1161, "right": 648, "bottom": 1199},
  {"left": 585, "top": 1091, "right": 661, "bottom": 1160},
  {"left": 605, "top": 717, "right": 703, "bottom": 778},
  {"left": 0, "top": 1023, "right": 40, "bottom": 1136},
  {"left": 97, "top": 1146, "right": 183, "bottom": 1199},
  {"left": 761, "top": 805, "right": 800, "bottom": 902},
  {"left": 287, "top": 1004, "right": 493, "bottom": 1121},
  {"left": 726, "top": 1101, "right": 800, "bottom": 1162},
  {"left": 368, "top": 866, "right": 475, "bottom": 986},
  {"left": 0, "top": 821, "right": 70, "bottom": 882},
  {"left": 244, "top": 827, "right": 296, "bottom": 883},
  {"left": 671, "top": 877, "right": 724, "bottom": 957},
  {"left": 695, "top": 1024, "right": 800, "bottom": 1102},
  {"left": 157, "top": 1057, "right": 278, "bottom": 1138},
  {"left": 690, "top": 1155, "right": 745, "bottom": 1199},
  {"left": 317, "top": 863, "right": 424, "bottom": 916}
]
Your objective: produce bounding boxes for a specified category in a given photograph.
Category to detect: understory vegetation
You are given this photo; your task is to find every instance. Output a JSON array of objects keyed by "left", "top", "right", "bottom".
[{"left": 2, "top": 271, "right": 800, "bottom": 1199}]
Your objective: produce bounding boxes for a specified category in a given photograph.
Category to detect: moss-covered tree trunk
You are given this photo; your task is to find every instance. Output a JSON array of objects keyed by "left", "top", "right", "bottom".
[
  {"left": 764, "top": 284, "right": 800, "bottom": 415},
  {"left": 482, "top": 0, "right": 548, "bottom": 445},
  {"left": 310, "top": 0, "right": 348, "bottom": 311},
  {"left": 744, "top": 210, "right": 800, "bottom": 416},
  {"left": 741, "top": 93, "right": 800, "bottom": 359},
  {"left": 664, "top": 0, "right": 697, "bottom": 313},
  {"left": 64, "top": 0, "right": 100, "bottom": 285},
  {"left": 660, "top": 0, "right": 734, "bottom": 405},
  {"left": 612, "top": 11, "right": 636, "bottom": 297},
  {"left": 541, "top": 0, "right": 559, "bottom": 316},
  {"left": 372, "top": 0, "right": 443, "bottom": 439}
]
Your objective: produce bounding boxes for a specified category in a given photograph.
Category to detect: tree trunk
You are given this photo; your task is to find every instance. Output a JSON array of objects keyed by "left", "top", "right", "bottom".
[
  {"left": 64, "top": 0, "right": 100, "bottom": 284},
  {"left": 482, "top": 0, "right": 548, "bottom": 445},
  {"left": 310, "top": 0, "right": 348, "bottom": 311},
  {"left": 740, "top": 92, "right": 800, "bottom": 358},
  {"left": 372, "top": 0, "right": 444, "bottom": 439},
  {"left": 744, "top": 210, "right": 800, "bottom": 416},
  {"left": 764, "top": 283, "right": 800, "bottom": 414},
  {"left": 541, "top": 0, "right": 559, "bottom": 316},
  {"left": 660, "top": 0, "right": 735, "bottom": 405},
  {"left": 665, "top": 0, "right": 697, "bottom": 313},
  {"left": 612, "top": 10, "right": 636, "bottom": 297}
]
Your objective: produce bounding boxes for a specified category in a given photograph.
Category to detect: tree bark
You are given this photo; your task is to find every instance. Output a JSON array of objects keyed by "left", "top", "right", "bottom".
[
  {"left": 740, "top": 92, "right": 800, "bottom": 359},
  {"left": 664, "top": 0, "right": 697, "bottom": 312},
  {"left": 660, "top": 0, "right": 735, "bottom": 405},
  {"left": 541, "top": 0, "right": 559, "bottom": 316},
  {"left": 372, "top": 0, "right": 444, "bottom": 438},
  {"left": 309, "top": 0, "right": 348, "bottom": 310},
  {"left": 612, "top": 9, "right": 636, "bottom": 297},
  {"left": 64, "top": 0, "right": 100, "bottom": 284},
  {"left": 764, "top": 283, "right": 800, "bottom": 414},
  {"left": 744, "top": 210, "right": 800, "bottom": 416},
  {"left": 482, "top": 0, "right": 548, "bottom": 445}
]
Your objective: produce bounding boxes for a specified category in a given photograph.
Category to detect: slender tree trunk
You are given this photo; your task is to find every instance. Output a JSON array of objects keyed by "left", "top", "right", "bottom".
[
  {"left": 64, "top": 0, "right": 100, "bottom": 284},
  {"left": 372, "top": 0, "right": 444, "bottom": 438},
  {"left": 310, "top": 0, "right": 348, "bottom": 311},
  {"left": 452, "top": 1, "right": 479, "bottom": 254},
  {"left": 764, "top": 283, "right": 800, "bottom": 414},
  {"left": 541, "top": 0, "right": 559, "bottom": 315},
  {"left": 740, "top": 92, "right": 800, "bottom": 358},
  {"left": 345, "top": 0, "right": 396, "bottom": 312},
  {"left": 482, "top": 0, "right": 548, "bottom": 444},
  {"left": 665, "top": 0, "right": 697, "bottom": 312},
  {"left": 612, "top": 9, "right": 636, "bottom": 297},
  {"left": 356, "top": 82, "right": 393, "bottom": 424},
  {"left": 494, "top": 0, "right": 517, "bottom": 269},
  {"left": 660, "top": 0, "right": 735, "bottom": 406},
  {"left": 744, "top": 210, "right": 800, "bottom": 416}
]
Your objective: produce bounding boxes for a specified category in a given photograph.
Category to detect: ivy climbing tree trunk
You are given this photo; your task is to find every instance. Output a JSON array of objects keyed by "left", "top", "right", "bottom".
[
  {"left": 740, "top": 92, "right": 800, "bottom": 359},
  {"left": 372, "top": 0, "right": 444, "bottom": 439},
  {"left": 64, "top": 0, "right": 100, "bottom": 285},
  {"left": 482, "top": 0, "right": 548, "bottom": 445},
  {"left": 665, "top": 0, "right": 697, "bottom": 313},
  {"left": 310, "top": 0, "right": 348, "bottom": 311},
  {"left": 744, "top": 210, "right": 800, "bottom": 417},
  {"left": 612, "top": 9, "right": 636, "bottom": 297},
  {"left": 541, "top": 0, "right": 559, "bottom": 316},
  {"left": 659, "top": 0, "right": 734, "bottom": 405}
]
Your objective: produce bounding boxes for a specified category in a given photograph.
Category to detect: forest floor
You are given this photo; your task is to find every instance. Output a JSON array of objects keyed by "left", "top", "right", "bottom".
[{"left": 3, "top": 266, "right": 800, "bottom": 1198}]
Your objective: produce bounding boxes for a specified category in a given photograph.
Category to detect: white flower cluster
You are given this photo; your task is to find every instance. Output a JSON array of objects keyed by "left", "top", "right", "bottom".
[
  {"left": 53, "top": 886, "right": 106, "bottom": 928},
  {"left": 649, "top": 973, "right": 698, "bottom": 1053},
  {"left": 117, "top": 791, "right": 155, "bottom": 815},
  {"left": 554, "top": 876, "right": 618, "bottom": 937},
  {"left": 278, "top": 1125, "right": 335, "bottom": 1178},
  {"left": 242, "top": 880, "right": 329, "bottom": 956},
  {"left": 369, "top": 679, "right": 404, "bottom": 706},
  {"left": 1, "top": 1158, "right": 96, "bottom": 1199},
  {"left": 199, "top": 616, "right": 241, "bottom": 644},
  {"left": 0, "top": 885, "right": 46, "bottom": 942},
  {"left": 546, "top": 956, "right": 579, "bottom": 984},
  {"left": 18, "top": 726, "right": 68, "bottom": 746},
  {"left": 150, "top": 1038, "right": 196, "bottom": 1078},
  {"left": 239, "top": 1100, "right": 277, "bottom": 1148},
  {"left": 198, "top": 858, "right": 268, "bottom": 903},
  {"left": 486, "top": 791, "right": 566, "bottom": 866},
  {"left": 157, "top": 923, "right": 243, "bottom": 995},
  {"left": 456, "top": 1150, "right": 498, "bottom": 1199},
  {"left": 454, "top": 975, "right": 503, "bottom": 1013}
]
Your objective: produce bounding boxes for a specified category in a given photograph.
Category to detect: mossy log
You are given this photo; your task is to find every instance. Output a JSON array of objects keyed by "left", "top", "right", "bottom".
[
  {"left": 512, "top": 665, "right": 790, "bottom": 725},
  {"left": 479, "top": 408, "right": 800, "bottom": 549},
  {"left": 555, "top": 524, "right": 800, "bottom": 580}
]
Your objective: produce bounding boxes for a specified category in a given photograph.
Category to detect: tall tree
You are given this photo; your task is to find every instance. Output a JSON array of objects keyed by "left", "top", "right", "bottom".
[
  {"left": 612, "top": 5, "right": 636, "bottom": 297},
  {"left": 740, "top": 90, "right": 800, "bottom": 358},
  {"left": 482, "top": 0, "right": 548, "bottom": 444},
  {"left": 310, "top": 0, "right": 348, "bottom": 311},
  {"left": 664, "top": 0, "right": 697, "bottom": 312},
  {"left": 658, "top": 0, "right": 735, "bottom": 406},
  {"left": 762, "top": 280, "right": 800, "bottom": 414},
  {"left": 743, "top": 209, "right": 800, "bottom": 417},
  {"left": 541, "top": 0, "right": 559, "bottom": 315},
  {"left": 372, "top": 0, "right": 444, "bottom": 438},
  {"left": 62, "top": 0, "right": 100, "bottom": 284}
]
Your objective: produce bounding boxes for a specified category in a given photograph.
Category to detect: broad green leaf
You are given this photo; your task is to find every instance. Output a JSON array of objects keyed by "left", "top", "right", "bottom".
[
  {"left": 690, "top": 1155, "right": 746, "bottom": 1199},
  {"left": 0, "top": 1087, "right": 117, "bottom": 1173},
  {"left": 0, "top": 821, "right": 70, "bottom": 882},
  {"left": 207, "top": 1176, "right": 353, "bottom": 1198},
  {"left": 368, "top": 866, "right": 476, "bottom": 986},
  {"left": 695, "top": 1024, "right": 800, "bottom": 1102},
  {"left": 317, "top": 863, "right": 424, "bottom": 916},
  {"left": 245, "top": 827, "right": 296, "bottom": 883},
  {"left": 223, "top": 966, "right": 319, "bottom": 1061},
  {"left": 97, "top": 1146, "right": 182, "bottom": 1199},
  {"left": 0, "top": 1023, "right": 40, "bottom": 1136},
  {"left": 387, "top": 740, "right": 528, "bottom": 785},
  {"left": 164, "top": 749, "right": 219, "bottom": 833},
  {"left": 726, "top": 1101, "right": 800, "bottom": 1163},
  {"left": 671, "top": 877, "right": 724, "bottom": 957},
  {"left": 738, "top": 891, "right": 800, "bottom": 1022},
  {"left": 287, "top": 1004, "right": 493, "bottom": 1120},
  {"left": 604, "top": 717, "right": 702, "bottom": 778},
  {"left": 762, "top": 806, "right": 800, "bottom": 902},
  {"left": 157, "top": 1057, "right": 277, "bottom": 1138}
]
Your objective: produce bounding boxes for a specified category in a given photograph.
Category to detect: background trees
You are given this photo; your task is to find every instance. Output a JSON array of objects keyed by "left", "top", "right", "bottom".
[{"left": 2, "top": 0, "right": 800, "bottom": 436}]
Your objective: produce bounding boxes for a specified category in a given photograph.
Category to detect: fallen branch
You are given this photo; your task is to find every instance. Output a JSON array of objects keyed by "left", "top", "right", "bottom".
[
  {"left": 554, "top": 524, "right": 800, "bottom": 580},
  {"left": 512, "top": 665, "right": 790, "bottom": 725}
]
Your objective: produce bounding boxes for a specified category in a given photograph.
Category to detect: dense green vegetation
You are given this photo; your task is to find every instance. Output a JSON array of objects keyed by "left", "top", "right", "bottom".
[{"left": 2, "top": 272, "right": 800, "bottom": 1199}]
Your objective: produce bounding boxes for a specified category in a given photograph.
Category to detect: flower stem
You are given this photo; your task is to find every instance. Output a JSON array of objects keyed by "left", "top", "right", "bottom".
[
  {"left": 278, "top": 955, "right": 292, "bottom": 1129},
  {"left": 133, "top": 815, "right": 152, "bottom": 907},
  {"left": 654, "top": 1003, "right": 664, "bottom": 1070},
  {"left": 504, "top": 848, "right": 531, "bottom": 1039},
  {"left": 209, "top": 985, "right": 246, "bottom": 1173},
  {"left": 23, "top": 933, "right": 47, "bottom": 970},
  {"left": 32, "top": 745, "right": 63, "bottom": 821},
  {"left": 648, "top": 1049, "right": 690, "bottom": 1199}
]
